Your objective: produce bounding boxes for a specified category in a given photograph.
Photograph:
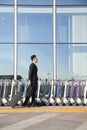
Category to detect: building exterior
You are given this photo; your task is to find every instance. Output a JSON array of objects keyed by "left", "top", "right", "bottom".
[{"left": 0, "top": 0, "right": 87, "bottom": 80}]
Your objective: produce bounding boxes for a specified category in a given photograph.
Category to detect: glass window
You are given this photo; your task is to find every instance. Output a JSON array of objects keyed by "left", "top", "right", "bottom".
[
  {"left": 72, "top": 15, "right": 87, "bottom": 45},
  {"left": 0, "top": 7, "right": 14, "bottom": 75},
  {"left": 57, "top": 0, "right": 87, "bottom": 5},
  {"left": 69, "top": 44, "right": 87, "bottom": 79},
  {"left": 57, "top": 43, "right": 87, "bottom": 80},
  {"left": 57, "top": 44, "right": 70, "bottom": 79},
  {"left": 0, "top": 44, "right": 13, "bottom": 75},
  {"left": 57, "top": 14, "right": 87, "bottom": 44},
  {"left": 0, "top": 12, "right": 14, "bottom": 43},
  {"left": 57, "top": 13, "right": 87, "bottom": 79},
  {"left": 0, "top": 0, "right": 13, "bottom": 5},
  {"left": 18, "top": 13, "right": 52, "bottom": 43},
  {"left": 18, "top": 44, "right": 52, "bottom": 79},
  {"left": 57, "top": 14, "right": 70, "bottom": 43},
  {"left": 18, "top": 0, "right": 52, "bottom": 5}
]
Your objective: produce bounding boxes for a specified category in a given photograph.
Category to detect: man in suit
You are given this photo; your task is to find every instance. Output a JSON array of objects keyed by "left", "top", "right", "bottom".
[{"left": 23, "top": 55, "right": 38, "bottom": 107}]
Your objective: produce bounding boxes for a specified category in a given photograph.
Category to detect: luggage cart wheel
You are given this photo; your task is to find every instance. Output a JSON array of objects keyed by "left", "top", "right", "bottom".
[
  {"left": 2, "top": 98, "right": 8, "bottom": 106},
  {"left": 45, "top": 101, "right": 50, "bottom": 106}
]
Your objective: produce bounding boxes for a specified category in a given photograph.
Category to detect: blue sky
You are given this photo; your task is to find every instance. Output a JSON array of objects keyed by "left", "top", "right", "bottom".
[{"left": 0, "top": 0, "right": 87, "bottom": 80}]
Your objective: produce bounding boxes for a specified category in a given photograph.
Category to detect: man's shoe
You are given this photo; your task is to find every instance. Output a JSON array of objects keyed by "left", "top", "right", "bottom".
[
  {"left": 26, "top": 103, "right": 32, "bottom": 107},
  {"left": 31, "top": 103, "right": 36, "bottom": 107},
  {"left": 22, "top": 103, "right": 26, "bottom": 107}
]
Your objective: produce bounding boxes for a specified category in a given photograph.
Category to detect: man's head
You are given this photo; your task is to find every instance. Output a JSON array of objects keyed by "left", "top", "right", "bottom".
[{"left": 31, "top": 55, "right": 38, "bottom": 63}]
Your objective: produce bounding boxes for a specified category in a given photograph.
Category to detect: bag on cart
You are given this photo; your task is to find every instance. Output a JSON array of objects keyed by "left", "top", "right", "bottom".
[{"left": 9, "top": 92, "right": 23, "bottom": 108}]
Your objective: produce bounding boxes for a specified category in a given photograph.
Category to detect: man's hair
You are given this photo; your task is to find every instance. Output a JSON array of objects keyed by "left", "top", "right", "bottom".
[{"left": 31, "top": 55, "right": 36, "bottom": 61}]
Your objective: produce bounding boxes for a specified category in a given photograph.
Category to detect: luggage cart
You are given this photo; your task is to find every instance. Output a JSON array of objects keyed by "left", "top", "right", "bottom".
[
  {"left": 49, "top": 80, "right": 56, "bottom": 105},
  {"left": 22, "top": 80, "right": 28, "bottom": 103},
  {"left": 83, "top": 81, "right": 87, "bottom": 105},
  {"left": 2, "top": 79, "right": 11, "bottom": 106},
  {"left": 0, "top": 80, "right": 3, "bottom": 106},
  {"left": 17, "top": 80, "right": 24, "bottom": 106},
  {"left": 40, "top": 79, "right": 50, "bottom": 106},
  {"left": 55, "top": 80, "right": 62, "bottom": 105},
  {"left": 35, "top": 80, "right": 42, "bottom": 105},
  {"left": 68, "top": 80, "right": 76, "bottom": 105},
  {"left": 76, "top": 80, "right": 82, "bottom": 105},
  {"left": 9, "top": 80, "right": 18, "bottom": 101},
  {"left": 62, "top": 80, "right": 69, "bottom": 106}
]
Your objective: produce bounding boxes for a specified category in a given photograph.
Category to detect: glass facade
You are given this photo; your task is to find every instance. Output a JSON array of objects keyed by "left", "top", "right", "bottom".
[
  {"left": 18, "top": 13, "right": 52, "bottom": 43},
  {"left": 57, "top": 0, "right": 87, "bottom": 5},
  {"left": 0, "top": 0, "right": 13, "bottom": 4},
  {"left": 0, "top": 0, "right": 87, "bottom": 80},
  {"left": 18, "top": 0, "right": 52, "bottom": 5}
]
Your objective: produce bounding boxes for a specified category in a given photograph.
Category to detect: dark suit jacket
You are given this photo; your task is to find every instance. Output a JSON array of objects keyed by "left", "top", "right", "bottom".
[{"left": 28, "top": 63, "right": 38, "bottom": 86}]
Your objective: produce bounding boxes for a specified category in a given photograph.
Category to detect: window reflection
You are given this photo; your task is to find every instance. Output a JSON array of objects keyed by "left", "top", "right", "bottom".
[
  {"left": 18, "top": 13, "right": 52, "bottom": 43},
  {"left": 0, "top": 0, "right": 13, "bottom": 5},
  {"left": 0, "top": 44, "right": 13, "bottom": 75},
  {"left": 57, "top": 0, "right": 87, "bottom": 5},
  {"left": 0, "top": 13, "right": 14, "bottom": 42},
  {"left": 18, "top": 44, "right": 52, "bottom": 79},
  {"left": 18, "top": 0, "right": 52, "bottom": 5},
  {"left": 0, "top": 1, "right": 87, "bottom": 80}
]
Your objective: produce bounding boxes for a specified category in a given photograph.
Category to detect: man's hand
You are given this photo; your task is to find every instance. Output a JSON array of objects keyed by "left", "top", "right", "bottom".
[{"left": 28, "top": 80, "right": 31, "bottom": 86}]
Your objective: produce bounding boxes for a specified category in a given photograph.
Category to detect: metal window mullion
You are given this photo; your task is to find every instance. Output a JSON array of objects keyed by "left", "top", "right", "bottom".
[
  {"left": 53, "top": 0, "right": 57, "bottom": 80},
  {"left": 14, "top": 0, "right": 18, "bottom": 80}
]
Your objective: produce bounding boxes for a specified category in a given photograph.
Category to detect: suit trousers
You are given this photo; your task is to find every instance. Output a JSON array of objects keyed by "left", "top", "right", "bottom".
[{"left": 23, "top": 84, "right": 37, "bottom": 106}]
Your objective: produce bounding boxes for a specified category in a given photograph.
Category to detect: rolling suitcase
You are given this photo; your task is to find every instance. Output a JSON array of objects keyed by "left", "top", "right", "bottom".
[
  {"left": 9, "top": 92, "right": 23, "bottom": 108},
  {"left": 9, "top": 80, "right": 24, "bottom": 108}
]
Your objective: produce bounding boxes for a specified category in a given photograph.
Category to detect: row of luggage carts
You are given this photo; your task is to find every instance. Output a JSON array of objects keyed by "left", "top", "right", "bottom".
[{"left": 0, "top": 79, "right": 87, "bottom": 107}]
